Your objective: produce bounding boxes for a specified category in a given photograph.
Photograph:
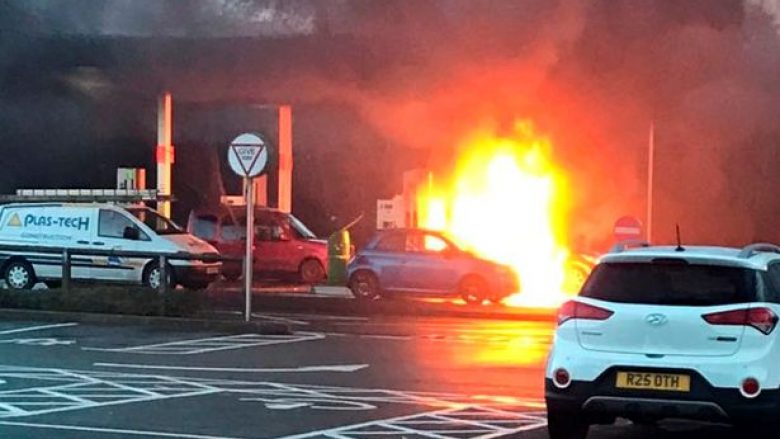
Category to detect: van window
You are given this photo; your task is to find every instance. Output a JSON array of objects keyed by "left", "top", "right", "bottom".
[
  {"left": 191, "top": 215, "right": 218, "bottom": 241},
  {"left": 581, "top": 262, "right": 758, "bottom": 306},
  {"left": 289, "top": 215, "right": 316, "bottom": 239},
  {"left": 127, "top": 208, "right": 184, "bottom": 235},
  {"left": 99, "top": 210, "right": 148, "bottom": 240}
]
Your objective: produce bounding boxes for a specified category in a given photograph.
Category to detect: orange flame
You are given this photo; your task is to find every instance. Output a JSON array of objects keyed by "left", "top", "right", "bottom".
[{"left": 417, "top": 121, "right": 576, "bottom": 307}]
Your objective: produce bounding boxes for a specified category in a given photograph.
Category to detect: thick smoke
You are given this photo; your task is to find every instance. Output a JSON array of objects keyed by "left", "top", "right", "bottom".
[{"left": 1, "top": 0, "right": 779, "bottom": 247}]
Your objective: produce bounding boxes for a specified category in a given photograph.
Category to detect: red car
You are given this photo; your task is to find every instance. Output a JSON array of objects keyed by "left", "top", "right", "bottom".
[{"left": 187, "top": 207, "right": 328, "bottom": 284}]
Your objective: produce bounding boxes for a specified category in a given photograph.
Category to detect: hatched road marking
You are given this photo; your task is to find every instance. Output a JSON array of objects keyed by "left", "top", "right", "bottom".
[
  {"left": 83, "top": 332, "right": 325, "bottom": 355},
  {"left": 276, "top": 407, "right": 547, "bottom": 439}
]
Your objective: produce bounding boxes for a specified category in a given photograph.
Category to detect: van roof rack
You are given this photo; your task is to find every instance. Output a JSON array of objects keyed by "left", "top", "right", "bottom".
[
  {"left": 609, "top": 240, "right": 651, "bottom": 254},
  {"left": 0, "top": 189, "right": 172, "bottom": 204},
  {"left": 738, "top": 243, "right": 780, "bottom": 259}
]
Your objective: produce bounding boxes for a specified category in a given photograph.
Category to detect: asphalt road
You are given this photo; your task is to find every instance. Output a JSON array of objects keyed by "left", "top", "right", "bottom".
[
  {"left": 0, "top": 311, "right": 753, "bottom": 439},
  {"left": 0, "top": 312, "right": 549, "bottom": 439}
]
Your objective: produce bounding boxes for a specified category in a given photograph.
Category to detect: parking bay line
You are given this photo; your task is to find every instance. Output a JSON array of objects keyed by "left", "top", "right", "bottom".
[
  {"left": 93, "top": 363, "right": 370, "bottom": 373},
  {"left": 0, "top": 420, "right": 248, "bottom": 439},
  {"left": 0, "top": 323, "right": 78, "bottom": 335}
]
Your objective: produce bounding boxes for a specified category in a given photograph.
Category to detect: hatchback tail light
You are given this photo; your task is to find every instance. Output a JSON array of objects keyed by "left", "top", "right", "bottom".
[
  {"left": 702, "top": 307, "right": 778, "bottom": 335},
  {"left": 557, "top": 301, "right": 614, "bottom": 326}
]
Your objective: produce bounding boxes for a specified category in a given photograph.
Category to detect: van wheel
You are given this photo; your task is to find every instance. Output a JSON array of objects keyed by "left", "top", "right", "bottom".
[
  {"left": 349, "top": 271, "right": 381, "bottom": 300},
  {"left": 459, "top": 275, "right": 487, "bottom": 305},
  {"left": 299, "top": 259, "right": 326, "bottom": 284},
  {"left": 548, "top": 408, "right": 589, "bottom": 439},
  {"left": 4, "top": 260, "right": 36, "bottom": 290},
  {"left": 143, "top": 263, "right": 175, "bottom": 290}
]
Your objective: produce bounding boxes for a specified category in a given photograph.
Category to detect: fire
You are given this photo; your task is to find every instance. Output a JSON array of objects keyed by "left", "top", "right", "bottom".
[{"left": 418, "top": 121, "right": 575, "bottom": 307}]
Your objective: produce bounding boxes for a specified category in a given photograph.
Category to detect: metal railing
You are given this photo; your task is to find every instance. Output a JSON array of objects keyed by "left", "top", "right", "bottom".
[{"left": 0, "top": 243, "right": 238, "bottom": 294}]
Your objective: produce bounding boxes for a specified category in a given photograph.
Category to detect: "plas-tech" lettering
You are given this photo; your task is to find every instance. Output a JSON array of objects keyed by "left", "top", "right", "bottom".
[{"left": 23, "top": 215, "right": 90, "bottom": 231}]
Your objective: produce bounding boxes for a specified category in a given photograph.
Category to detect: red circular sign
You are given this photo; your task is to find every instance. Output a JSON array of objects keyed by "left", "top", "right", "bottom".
[{"left": 614, "top": 216, "right": 643, "bottom": 241}]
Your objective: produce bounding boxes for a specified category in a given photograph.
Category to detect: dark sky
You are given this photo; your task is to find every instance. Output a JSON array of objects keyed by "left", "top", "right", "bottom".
[{"left": 1, "top": 0, "right": 779, "bottom": 247}]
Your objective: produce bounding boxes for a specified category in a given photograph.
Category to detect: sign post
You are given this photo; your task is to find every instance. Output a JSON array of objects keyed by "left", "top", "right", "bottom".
[{"left": 227, "top": 133, "right": 270, "bottom": 322}]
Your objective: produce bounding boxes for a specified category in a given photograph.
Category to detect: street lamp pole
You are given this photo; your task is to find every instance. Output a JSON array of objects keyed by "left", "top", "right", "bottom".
[{"left": 647, "top": 122, "right": 655, "bottom": 243}]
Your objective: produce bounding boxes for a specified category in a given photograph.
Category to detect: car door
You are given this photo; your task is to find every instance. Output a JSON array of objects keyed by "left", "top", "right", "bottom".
[
  {"left": 92, "top": 208, "right": 149, "bottom": 282},
  {"left": 253, "top": 216, "right": 282, "bottom": 273},
  {"left": 398, "top": 231, "right": 459, "bottom": 294},
  {"left": 365, "top": 231, "right": 407, "bottom": 291}
]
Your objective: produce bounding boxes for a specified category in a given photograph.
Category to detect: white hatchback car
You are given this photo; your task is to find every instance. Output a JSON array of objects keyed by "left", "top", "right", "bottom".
[{"left": 546, "top": 242, "right": 780, "bottom": 438}]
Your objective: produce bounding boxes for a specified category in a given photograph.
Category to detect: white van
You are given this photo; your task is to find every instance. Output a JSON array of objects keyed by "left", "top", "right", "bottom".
[{"left": 0, "top": 203, "right": 221, "bottom": 290}]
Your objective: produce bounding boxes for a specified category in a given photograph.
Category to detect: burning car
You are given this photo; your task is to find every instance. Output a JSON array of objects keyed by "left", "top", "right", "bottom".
[{"left": 347, "top": 228, "right": 518, "bottom": 304}]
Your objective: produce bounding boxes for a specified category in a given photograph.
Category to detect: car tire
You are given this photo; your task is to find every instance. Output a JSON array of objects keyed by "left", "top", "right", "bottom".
[
  {"left": 4, "top": 260, "right": 36, "bottom": 290},
  {"left": 547, "top": 408, "right": 589, "bottom": 439},
  {"left": 459, "top": 275, "right": 487, "bottom": 305},
  {"left": 143, "top": 263, "right": 175, "bottom": 290},
  {"left": 299, "top": 259, "right": 326, "bottom": 285},
  {"left": 349, "top": 271, "right": 381, "bottom": 300}
]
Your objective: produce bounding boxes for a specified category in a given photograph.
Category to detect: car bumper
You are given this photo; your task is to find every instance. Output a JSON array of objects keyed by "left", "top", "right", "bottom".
[
  {"left": 489, "top": 275, "right": 519, "bottom": 299},
  {"left": 545, "top": 368, "right": 780, "bottom": 423}
]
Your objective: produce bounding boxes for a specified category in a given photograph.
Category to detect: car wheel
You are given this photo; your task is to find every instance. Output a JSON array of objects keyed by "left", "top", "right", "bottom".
[
  {"left": 459, "top": 275, "right": 487, "bottom": 305},
  {"left": 349, "top": 271, "right": 381, "bottom": 300},
  {"left": 299, "top": 259, "right": 326, "bottom": 285},
  {"left": 547, "top": 408, "right": 589, "bottom": 439},
  {"left": 4, "top": 260, "right": 36, "bottom": 290},
  {"left": 143, "top": 263, "right": 174, "bottom": 290}
]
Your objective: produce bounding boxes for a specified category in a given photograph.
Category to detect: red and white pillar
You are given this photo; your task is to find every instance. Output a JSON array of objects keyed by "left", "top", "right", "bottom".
[
  {"left": 277, "top": 105, "right": 293, "bottom": 213},
  {"left": 156, "top": 92, "right": 174, "bottom": 218}
]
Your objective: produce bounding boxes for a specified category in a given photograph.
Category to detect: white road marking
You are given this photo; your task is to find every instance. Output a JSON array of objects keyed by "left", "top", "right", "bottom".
[
  {"left": 0, "top": 338, "right": 75, "bottom": 346},
  {"left": 0, "top": 366, "right": 219, "bottom": 419},
  {"left": 83, "top": 332, "right": 325, "bottom": 355},
  {"left": 93, "top": 363, "right": 369, "bottom": 373},
  {"left": 0, "top": 364, "right": 546, "bottom": 439},
  {"left": 0, "top": 420, "right": 248, "bottom": 439},
  {"left": 251, "top": 313, "right": 309, "bottom": 325},
  {"left": 274, "top": 406, "right": 548, "bottom": 439},
  {"left": 0, "top": 323, "right": 77, "bottom": 335}
]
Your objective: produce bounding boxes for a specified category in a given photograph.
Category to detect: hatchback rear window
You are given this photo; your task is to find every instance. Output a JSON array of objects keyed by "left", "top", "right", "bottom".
[{"left": 580, "top": 262, "right": 758, "bottom": 306}]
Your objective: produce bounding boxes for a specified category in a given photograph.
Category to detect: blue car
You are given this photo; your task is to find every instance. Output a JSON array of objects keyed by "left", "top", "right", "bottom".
[{"left": 347, "top": 228, "right": 519, "bottom": 304}]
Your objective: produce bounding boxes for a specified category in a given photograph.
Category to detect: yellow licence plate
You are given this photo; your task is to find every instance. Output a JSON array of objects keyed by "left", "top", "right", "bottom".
[{"left": 616, "top": 372, "right": 690, "bottom": 392}]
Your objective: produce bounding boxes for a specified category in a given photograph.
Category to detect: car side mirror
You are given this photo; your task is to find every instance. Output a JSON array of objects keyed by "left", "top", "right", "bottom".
[{"left": 123, "top": 226, "right": 140, "bottom": 240}]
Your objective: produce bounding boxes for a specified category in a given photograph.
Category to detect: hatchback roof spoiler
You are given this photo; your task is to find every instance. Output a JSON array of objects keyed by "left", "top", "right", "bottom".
[
  {"left": 738, "top": 243, "right": 780, "bottom": 259},
  {"left": 609, "top": 240, "right": 651, "bottom": 254}
]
